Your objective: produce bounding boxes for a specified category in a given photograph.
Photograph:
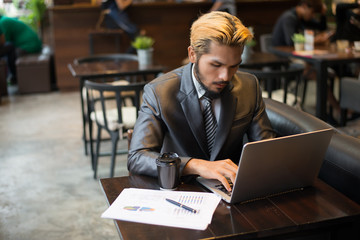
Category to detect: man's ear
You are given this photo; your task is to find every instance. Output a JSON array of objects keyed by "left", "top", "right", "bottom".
[{"left": 188, "top": 46, "right": 197, "bottom": 63}]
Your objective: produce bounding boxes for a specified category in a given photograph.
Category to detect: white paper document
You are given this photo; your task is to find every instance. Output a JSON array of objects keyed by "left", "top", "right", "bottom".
[{"left": 101, "top": 188, "right": 221, "bottom": 230}]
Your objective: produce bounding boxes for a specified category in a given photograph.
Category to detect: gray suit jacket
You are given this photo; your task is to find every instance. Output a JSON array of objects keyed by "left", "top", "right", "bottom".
[{"left": 128, "top": 63, "right": 276, "bottom": 177}]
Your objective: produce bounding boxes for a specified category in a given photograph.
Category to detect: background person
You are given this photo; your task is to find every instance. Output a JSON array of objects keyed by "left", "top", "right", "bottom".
[
  {"left": 271, "top": 0, "right": 342, "bottom": 124},
  {"left": 209, "top": 0, "right": 237, "bottom": 16},
  {"left": 331, "top": 0, "right": 360, "bottom": 43},
  {"left": 127, "top": 11, "right": 276, "bottom": 191},
  {"left": 271, "top": 0, "right": 329, "bottom": 47},
  {"left": 98, "top": 0, "right": 139, "bottom": 50},
  {"left": 331, "top": 0, "right": 360, "bottom": 77},
  {"left": 0, "top": 15, "right": 42, "bottom": 84}
]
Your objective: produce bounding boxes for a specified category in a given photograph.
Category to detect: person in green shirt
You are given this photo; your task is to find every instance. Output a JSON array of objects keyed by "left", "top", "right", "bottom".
[{"left": 0, "top": 15, "right": 42, "bottom": 84}]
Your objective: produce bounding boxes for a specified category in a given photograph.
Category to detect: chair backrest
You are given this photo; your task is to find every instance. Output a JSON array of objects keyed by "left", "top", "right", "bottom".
[
  {"left": 260, "top": 34, "right": 273, "bottom": 53},
  {"left": 84, "top": 80, "right": 146, "bottom": 134},
  {"left": 74, "top": 54, "right": 138, "bottom": 64},
  {"left": 239, "top": 64, "right": 304, "bottom": 79},
  {"left": 238, "top": 63, "right": 305, "bottom": 104},
  {"left": 340, "top": 77, "right": 360, "bottom": 113}
]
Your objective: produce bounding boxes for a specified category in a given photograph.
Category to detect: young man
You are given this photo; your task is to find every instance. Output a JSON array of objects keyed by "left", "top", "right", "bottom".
[
  {"left": 271, "top": 0, "right": 328, "bottom": 46},
  {"left": 127, "top": 11, "right": 276, "bottom": 191}
]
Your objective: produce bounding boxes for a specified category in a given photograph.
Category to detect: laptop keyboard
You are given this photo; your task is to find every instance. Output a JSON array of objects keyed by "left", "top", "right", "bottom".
[{"left": 215, "top": 179, "right": 233, "bottom": 196}]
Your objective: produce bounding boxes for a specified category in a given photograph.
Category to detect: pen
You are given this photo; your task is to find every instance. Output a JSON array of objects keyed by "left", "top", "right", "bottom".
[{"left": 165, "top": 198, "right": 198, "bottom": 214}]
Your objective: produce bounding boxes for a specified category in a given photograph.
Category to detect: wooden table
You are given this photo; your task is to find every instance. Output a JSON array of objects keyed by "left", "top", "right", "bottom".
[
  {"left": 270, "top": 46, "right": 360, "bottom": 121},
  {"left": 100, "top": 175, "right": 360, "bottom": 240},
  {"left": 68, "top": 59, "right": 165, "bottom": 155}
]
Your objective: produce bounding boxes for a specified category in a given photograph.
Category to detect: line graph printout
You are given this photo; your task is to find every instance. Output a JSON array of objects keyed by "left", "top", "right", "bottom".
[{"left": 101, "top": 188, "right": 221, "bottom": 230}]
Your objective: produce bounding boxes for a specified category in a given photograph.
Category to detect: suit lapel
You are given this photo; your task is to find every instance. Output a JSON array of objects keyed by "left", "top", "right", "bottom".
[
  {"left": 210, "top": 83, "right": 236, "bottom": 161},
  {"left": 178, "top": 63, "right": 209, "bottom": 157}
]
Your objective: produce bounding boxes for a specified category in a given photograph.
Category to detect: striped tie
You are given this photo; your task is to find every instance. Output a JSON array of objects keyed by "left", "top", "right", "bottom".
[{"left": 203, "top": 95, "right": 217, "bottom": 154}]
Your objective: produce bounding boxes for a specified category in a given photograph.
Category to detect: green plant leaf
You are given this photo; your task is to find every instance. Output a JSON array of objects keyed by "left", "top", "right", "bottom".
[
  {"left": 292, "top": 33, "right": 305, "bottom": 43},
  {"left": 131, "top": 36, "right": 155, "bottom": 49}
]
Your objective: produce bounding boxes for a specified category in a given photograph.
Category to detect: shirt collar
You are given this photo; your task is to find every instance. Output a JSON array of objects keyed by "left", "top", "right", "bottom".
[{"left": 191, "top": 64, "right": 206, "bottom": 99}]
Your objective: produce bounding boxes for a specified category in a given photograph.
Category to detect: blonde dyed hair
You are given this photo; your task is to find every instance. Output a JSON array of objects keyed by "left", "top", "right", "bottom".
[{"left": 190, "top": 11, "right": 253, "bottom": 56}]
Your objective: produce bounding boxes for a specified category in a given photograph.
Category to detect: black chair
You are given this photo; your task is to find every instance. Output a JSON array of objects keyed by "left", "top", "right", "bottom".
[
  {"left": 259, "top": 33, "right": 273, "bottom": 53},
  {"left": 84, "top": 80, "right": 146, "bottom": 178},
  {"left": 73, "top": 53, "right": 161, "bottom": 157},
  {"left": 339, "top": 76, "right": 360, "bottom": 126},
  {"left": 75, "top": 53, "right": 138, "bottom": 65},
  {"left": 238, "top": 63, "right": 305, "bottom": 106}
]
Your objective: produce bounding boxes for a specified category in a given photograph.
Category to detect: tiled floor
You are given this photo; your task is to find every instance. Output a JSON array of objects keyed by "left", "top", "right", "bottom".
[{"left": 0, "top": 81, "right": 359, "bottom": 240}]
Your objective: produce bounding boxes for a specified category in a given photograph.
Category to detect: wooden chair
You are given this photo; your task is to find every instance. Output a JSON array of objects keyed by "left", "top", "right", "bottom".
[{"left": 84, "top": 80, "right": 146, "bottom": 178}]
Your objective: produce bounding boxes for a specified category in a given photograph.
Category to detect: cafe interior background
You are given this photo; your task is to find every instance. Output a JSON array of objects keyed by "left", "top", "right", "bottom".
[{"left": 1, "top": 0, "right": 360, "bottom": 239}]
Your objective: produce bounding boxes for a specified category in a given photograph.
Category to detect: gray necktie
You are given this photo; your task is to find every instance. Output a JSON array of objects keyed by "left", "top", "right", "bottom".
[{"left": 203, "top": 95, "right": 217, "bottom": 154}]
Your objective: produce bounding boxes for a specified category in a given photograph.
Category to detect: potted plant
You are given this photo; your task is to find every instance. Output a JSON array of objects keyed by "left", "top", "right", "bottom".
[
  {"left": 131, "top": 35, "right": 155, "bottom": 68},
  {"left": 292, "top": 33, "right": 305, "bottom": 51},
  {"left": 13, "top": 0, "right": 47, "bottom": 36}
]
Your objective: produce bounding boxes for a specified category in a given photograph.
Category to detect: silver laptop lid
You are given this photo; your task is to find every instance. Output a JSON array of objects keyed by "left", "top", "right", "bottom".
[{"left": 198, "top": 128, "right": 334, "bottom": 204}]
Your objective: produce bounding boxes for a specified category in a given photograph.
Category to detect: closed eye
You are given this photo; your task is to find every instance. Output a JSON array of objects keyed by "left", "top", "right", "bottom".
[{"left": 211, "top": 63, "right": 221, "bottom": 68}]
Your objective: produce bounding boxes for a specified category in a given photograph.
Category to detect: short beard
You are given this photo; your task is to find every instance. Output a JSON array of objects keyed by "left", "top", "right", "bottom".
[{"left": 194, "top": 62, "right": 222, "bottom": 99}]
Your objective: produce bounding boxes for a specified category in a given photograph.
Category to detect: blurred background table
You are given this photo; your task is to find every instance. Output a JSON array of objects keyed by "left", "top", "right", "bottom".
[{"left": 271, "top": 46, "right": 360, "bottom": 121}]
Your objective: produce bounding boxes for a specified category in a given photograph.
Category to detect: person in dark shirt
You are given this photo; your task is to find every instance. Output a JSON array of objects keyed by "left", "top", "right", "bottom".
[
  {"left": 331, "top": 1, "right": 360, "bottom": 42},
  {"left": 272, "top": 0, "right": 328, "bottom": 47},
  {"left": 99, "top": 0, "right": 138, "bottom": 41},
  {"left": 331, "top": 1, "right": 360, "bottom": 81}
]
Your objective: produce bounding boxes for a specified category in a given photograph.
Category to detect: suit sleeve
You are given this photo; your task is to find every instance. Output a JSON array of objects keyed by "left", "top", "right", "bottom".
[
  {"left": 246, "top": 77, "right": 277, "bottom": 141},
  {"left": 127, "top": 83, "right": 192, "bottom": 177}
]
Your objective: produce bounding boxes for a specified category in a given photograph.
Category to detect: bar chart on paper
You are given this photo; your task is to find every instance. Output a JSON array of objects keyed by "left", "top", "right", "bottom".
[{"left": 101, "top": 188, "right": 221, "bottom": 230}]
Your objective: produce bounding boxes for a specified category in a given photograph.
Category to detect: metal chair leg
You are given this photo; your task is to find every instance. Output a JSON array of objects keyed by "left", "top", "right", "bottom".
[
  {"left": 93, "top": 126, "right": 102, "bottom": 179},
  {"left": 110, "top": 132, "right": 119, "bottom": 178}
]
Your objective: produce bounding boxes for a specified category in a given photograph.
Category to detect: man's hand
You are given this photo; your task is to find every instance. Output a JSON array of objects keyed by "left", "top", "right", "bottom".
[
  {"left": 183, "top": 158, "right": 238, "bottom": 192},
  {"left": 315, "top": 31, "right": 333, "bottom": 44}
]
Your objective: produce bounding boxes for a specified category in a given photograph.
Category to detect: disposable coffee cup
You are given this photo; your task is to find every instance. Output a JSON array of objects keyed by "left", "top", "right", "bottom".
[{"left": 156, "top": 152, "right": 181, "bottom": 190}]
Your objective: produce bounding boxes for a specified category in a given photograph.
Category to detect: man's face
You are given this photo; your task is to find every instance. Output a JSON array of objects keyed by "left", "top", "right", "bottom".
[
  {"left": 188, "top": 42, "right": 243, "bottom": 96},
  {"left": 302, "top": 5, "right": 316, "bottom": 21}
]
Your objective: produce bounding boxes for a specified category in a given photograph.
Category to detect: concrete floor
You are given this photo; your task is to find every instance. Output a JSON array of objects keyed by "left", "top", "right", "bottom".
[
  {"left": 0, "top": 81, "right": 359, "bottom": 240},
  {"left": 0, "top": 90, "right": 124, "bottom": 240}
]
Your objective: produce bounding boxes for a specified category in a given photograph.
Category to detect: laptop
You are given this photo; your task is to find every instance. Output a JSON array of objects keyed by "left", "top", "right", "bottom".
[{"left": 197, "top": 128, "right": 334, "bottom": 204}]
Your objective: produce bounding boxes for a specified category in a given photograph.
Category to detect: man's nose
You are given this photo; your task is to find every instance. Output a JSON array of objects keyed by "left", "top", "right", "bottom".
[{"left": 219, "top": 68, "right": 231, "bottom": 81}]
